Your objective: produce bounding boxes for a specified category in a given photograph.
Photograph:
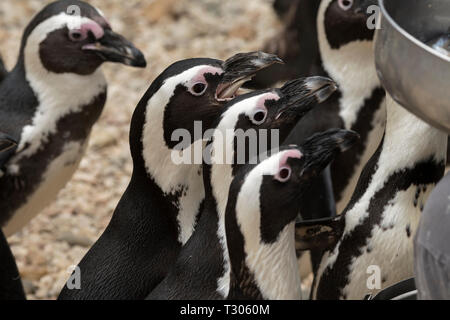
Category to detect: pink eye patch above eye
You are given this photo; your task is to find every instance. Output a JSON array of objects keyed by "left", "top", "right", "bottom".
[
  {"left": 78, "top": 21, "right": 104, "bottom": 40},
  {"left": 257, "top": 92, "right": 280, "bottom": 109},
  {"left": 190, "top": 66, "right": 224, "bottom": 84},
  {"left": 279, "top": 149, "right": 302, "bottom": 169}
]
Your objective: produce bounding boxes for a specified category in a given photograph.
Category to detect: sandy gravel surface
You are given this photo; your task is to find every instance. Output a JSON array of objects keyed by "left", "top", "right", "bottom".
[{"left": 0, "top": 0, "right": 280, "bottom": 299}]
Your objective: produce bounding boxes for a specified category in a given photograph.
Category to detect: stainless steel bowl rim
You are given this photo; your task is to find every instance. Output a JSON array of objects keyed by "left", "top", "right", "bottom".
[{"left": 379, "top": 0, "right": 450, "bottom": 63}]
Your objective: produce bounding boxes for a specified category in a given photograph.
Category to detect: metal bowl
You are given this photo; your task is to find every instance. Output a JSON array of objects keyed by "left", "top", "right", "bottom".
[{"left": 375, "top": 0, "right": 450, "bottom": 134}]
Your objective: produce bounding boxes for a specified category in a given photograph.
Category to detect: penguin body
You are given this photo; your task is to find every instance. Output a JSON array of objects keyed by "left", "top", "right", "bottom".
[
  {"left": 225, "top": 131, "right": 358, "bottom": 300},
  {"left": 147, "top": 77, "right": 338, "bottom": 300},
  {"left": 0, "top": 0, "right": 146, "bottom": 236},
  {"left": 59, "top": 52, "right": 283, "bottom": 300},
  {"left": 313, "top": 96, "right": 448, "bottom": 300},
  {"left": 316, "top": 0, "right": 386, "bottom": 213},
  {"left": 0, "top": 134, "right": 25, "bottom": 300}
]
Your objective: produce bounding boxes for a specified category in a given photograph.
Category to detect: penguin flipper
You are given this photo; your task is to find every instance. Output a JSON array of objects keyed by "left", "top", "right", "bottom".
[
  {"left": 0, "top": 228, "right": 26, "bottom": 300},
  {"left": 0, "top": 133, "right": 17, "bottom": 169},
  {"left": 0, "top": 55, "right": 8, "bottom": 83}
]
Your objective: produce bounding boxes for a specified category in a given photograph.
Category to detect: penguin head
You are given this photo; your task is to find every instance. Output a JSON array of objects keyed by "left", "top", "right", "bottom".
[
  {"left": 228, "top": 129, "right": 359, "bottom": 244},
  {"left": 224, "top": 130, "right": 358, "bottom": 299},
  {"left": 20, "top": 0, "right": 146, "bottom": 75},
  {"left": 321, "top": 0, "right": 378, "bottom": 49},
  {"left": 136, "top": 52, "right": 282, "bottom": 165},
  {"left": 209, "top": 76, "right": 337, "bottom": 166}
]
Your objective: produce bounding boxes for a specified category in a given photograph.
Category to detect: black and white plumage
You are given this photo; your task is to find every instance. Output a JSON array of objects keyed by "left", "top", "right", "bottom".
[
  {"left": 58, "top": 52, "right": 282, "bottom": 300},
  {"left": 0, "top": 134, "right": 25, "bottom": 300},
  {"left": 313, "top": 95, "right": 448, "bottom": 300},
  {"left": 225, "top": 131, "right": 358, "bottom": 300},
  {"left": 315, "top": 0, "right": 386, "bottom": 213},
  {"left": 147, "top": 76, "right": 338, "bottom": 300},
  {"left": 0, "top": 0, "right": 146, "bottom": 236}
]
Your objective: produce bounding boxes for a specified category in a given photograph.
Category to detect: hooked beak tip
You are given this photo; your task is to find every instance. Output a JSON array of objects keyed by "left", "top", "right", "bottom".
[{"left": 304, "top": 76, "right": 338, "bottom": 103}]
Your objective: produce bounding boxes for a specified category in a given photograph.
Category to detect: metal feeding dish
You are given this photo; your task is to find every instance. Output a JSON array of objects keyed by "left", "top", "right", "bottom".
[{"left": 375, "top": 0, "right": 450, "bottom": 134}]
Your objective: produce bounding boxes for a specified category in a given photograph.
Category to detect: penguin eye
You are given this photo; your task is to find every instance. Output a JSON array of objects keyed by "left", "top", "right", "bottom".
[
  {"left": 338, "top": 0, "right": 353, "bottom": 11},
  {"left": 69, "top": 29, "right": 88, "bottom": 42},
  {"left": 275, "top": 166, "right": 292, "bottom": 183},
  {"left": 250, "top": 109, "right": 267, "bottom": 125},
  {"left": 189, "top": 82, "right": 208, "bottom": 96}
]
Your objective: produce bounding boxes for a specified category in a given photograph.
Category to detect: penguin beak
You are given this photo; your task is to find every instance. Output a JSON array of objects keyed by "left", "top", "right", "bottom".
[
  {"left": 216, "top": 51, "right": 284, "bottom": 101},
  {"left": 0, "top": 133, "right": 17, "bottom": 168},
  {"left": 295, "top": 216, "right": 343, "bottom": 251},
  {"left": 275, "top": 76, "right": 337, "bottom": 120},
  {"left": 0, "top": 134, "right": 17, "bottom": 153},
  {"left": 82, "top": 29, "right": 147, "bottom": 68},
  {"left": 297, "top": 129, "right": 359, "bottom": 180}
]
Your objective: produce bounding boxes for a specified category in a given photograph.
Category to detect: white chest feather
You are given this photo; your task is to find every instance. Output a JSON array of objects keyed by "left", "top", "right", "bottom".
[
  {"left": 314, "top": 96, "right": 448, "bottom": 299},
  {"left": 4, "top": 141, "right": 88, "bottom": 236},
  {"left": 2, "top": 14, "right": 107, "bottom": 235}
]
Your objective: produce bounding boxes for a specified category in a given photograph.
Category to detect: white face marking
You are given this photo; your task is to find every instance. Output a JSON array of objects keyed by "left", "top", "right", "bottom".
[
  {"left": 234, "top": 151, "right": 302, "bottom": 300},
  {"left": 313, "top": 95, "right": 448, "bottom": 299},
  {"left": 209, "top": 92, "right": 280, "bottom": 297},
  {"left": 141, "top": 65, "right": 223, "bottom": 244},
  {"left": 3, "top": 141, "right": 87, "bottom": 236}
]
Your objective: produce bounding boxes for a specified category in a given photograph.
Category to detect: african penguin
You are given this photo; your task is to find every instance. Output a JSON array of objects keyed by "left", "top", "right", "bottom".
[
  {"left": 313, "top": 95, "right": 448, "bottom": 300},
  {"left": 147, "top": 76, "right": 338, "bottom": 300},
  {"left": 252, "top": 0, "right": 387, "bottom": 225},
  {"left": 0, "top": 0, "right": 146, "bottom": 236},
  {"left": 225, "top": 131, "right": 358, "bottom": 300},
  {"left": 58, "top": 52, "right": 282, "bottom": 300},
  {"left": 316, "top": 0, "right": 386, "bottom": 213},
  {"left": 0, "top": 134, "right": 25, "bottom": 300}
]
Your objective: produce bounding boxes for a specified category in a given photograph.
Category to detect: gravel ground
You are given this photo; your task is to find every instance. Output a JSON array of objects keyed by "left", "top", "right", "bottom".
[{"left": 0, "top": 0, "right": 281, "bottom": 299}]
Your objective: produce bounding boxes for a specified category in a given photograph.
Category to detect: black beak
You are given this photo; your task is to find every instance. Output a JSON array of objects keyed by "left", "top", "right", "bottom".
[
  {"left": 276, "top": 76, "right": 337, "bottom": 119},
  {"left": 295, "top": 216, "right": 343, "bottom": 251},
  {"left": 216, "top": 51, "right": 284, "bottom": 101},
  {"left": 0, "top": 133, "right": 17, "bottom": 169},
  {"left": 83, "top": 29, "right": 147, "bottom": 68},
  {"left": 298, "top": 129, "right": 359, "bottom": 179}
]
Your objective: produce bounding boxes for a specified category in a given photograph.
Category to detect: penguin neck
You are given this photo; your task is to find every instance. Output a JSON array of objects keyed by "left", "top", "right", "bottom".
[
  {"left": 231, "top": 207, "right": 301, "bottom": 299},
  {"left": 342, "top": 95, "right": 447, "bottom": 234},
  {"left": 317, "top": 0, "right": 380, "bottom": 129},
  {"left": 382, "top": 95, "right": 447, "bottom": 167},
  {"left": 136, "top": 91, "right": 205, "bottom": 245}
]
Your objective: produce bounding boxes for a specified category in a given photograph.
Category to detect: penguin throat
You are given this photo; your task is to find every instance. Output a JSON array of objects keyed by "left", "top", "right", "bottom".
[{"left": 240, "top": 221, "right": 302, "bottom": 300}]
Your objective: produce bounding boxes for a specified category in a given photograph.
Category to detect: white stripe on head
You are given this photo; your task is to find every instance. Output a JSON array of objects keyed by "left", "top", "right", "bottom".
[
  {"left": 142, "top": 65, "right": 223, "bottom": 244},
  {"left": 234, "top": 150, "right": 303, "bottom": 300}
]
